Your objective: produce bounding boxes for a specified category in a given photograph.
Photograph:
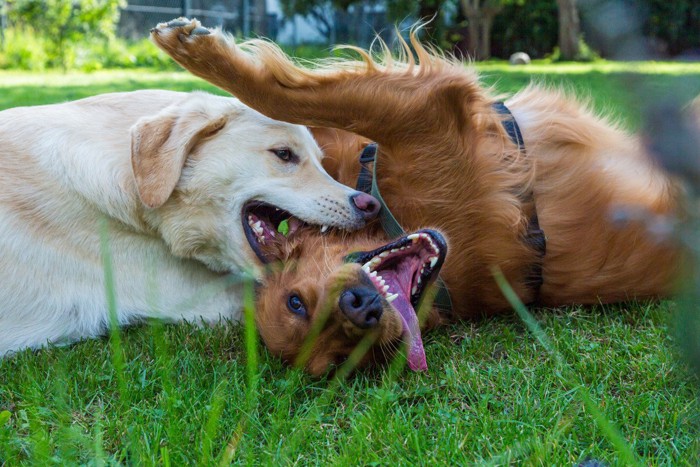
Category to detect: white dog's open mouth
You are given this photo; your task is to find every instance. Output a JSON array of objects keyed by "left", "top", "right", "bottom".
[{"left": 242, "top": 201, "right": 306, "bottom": 263}]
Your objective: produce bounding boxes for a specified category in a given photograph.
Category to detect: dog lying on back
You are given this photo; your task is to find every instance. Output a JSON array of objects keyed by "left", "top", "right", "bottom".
[
  {"left": 0, "top": 90, "right": 380, "bottom": 355},
  {"left": 152, "top": 20, "right": 685, "bottom": 374}
]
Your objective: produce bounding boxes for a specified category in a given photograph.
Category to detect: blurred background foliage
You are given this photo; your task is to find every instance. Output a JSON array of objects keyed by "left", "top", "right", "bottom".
[{"left": 0, "top": 0, "right": 698, "bottom": 70}]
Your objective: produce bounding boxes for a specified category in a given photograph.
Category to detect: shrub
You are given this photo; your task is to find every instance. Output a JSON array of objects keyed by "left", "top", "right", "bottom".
[
  {"left": 0, "top": 27, "right": 48, "bottom": 71},
  {"left": 6, "top": 0, "right": 124, "bottom": 68}
]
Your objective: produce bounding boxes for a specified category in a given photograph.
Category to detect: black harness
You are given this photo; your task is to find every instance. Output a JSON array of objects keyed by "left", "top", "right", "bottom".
[{"left": 355, "top": 102, "right": 546, "bottom": 314}]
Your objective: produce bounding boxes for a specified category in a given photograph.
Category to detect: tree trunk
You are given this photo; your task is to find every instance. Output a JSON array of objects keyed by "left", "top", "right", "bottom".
[
  {"left": 254, "top": 0, "right": 267, "bottom": 36},
  {"left": 557, "top": 0, "right": 581, "bottom": 60},
  {"left": 465, "top": 13, "right": 480, "bottom": 58},
  {"left": 479, "top": 9, "right": 500, "bottom": 60},
  {"left": 460, "top": 0, "right": 481, "bottom": 59},
  {"left": 460, "top": 0, "right": 503, "bottom": 60},
  {"left": 418, "top": 0, "right": 441, "bottom": 44}
]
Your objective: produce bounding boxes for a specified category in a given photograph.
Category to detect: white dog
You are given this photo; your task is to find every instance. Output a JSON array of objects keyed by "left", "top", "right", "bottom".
[{"left": 0, "top": 89, "right": 379, "bottom": 355}]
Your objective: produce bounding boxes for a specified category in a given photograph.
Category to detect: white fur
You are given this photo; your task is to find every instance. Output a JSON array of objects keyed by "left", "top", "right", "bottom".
[{"left": 0, "top": 90, "right": 366, "bottom": 355}]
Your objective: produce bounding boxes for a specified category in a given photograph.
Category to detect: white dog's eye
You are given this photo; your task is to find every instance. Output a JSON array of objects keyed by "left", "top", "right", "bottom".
[{"left": 270, "top": 148, "right": 297, "bottom": 163}]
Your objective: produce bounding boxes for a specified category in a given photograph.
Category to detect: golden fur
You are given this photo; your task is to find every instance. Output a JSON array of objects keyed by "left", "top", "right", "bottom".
[
  {"left": 151, "top": 20, "right": 686, "bottom": 373},
  {"left": 255, "top": 229, "right": 418, "bottom": 374}
]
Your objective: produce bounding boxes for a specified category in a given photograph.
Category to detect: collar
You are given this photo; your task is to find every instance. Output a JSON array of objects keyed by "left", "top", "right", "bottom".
[{"left": 355, "top": 102, "right": 546, "bottom": 314}]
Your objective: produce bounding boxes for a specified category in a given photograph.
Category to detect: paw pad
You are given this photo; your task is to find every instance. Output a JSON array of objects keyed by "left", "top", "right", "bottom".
[
  {"left": 166, "top": 19, "right": 189, "bottom": 28},
  {"left": 191, "top": 27, "right": 211, "bottom": 36}
]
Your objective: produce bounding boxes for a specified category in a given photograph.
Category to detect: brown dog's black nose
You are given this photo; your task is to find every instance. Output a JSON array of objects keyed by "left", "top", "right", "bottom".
[
  {"left": 339, "top": 286, "right": 383, "bottom": 328},
  {"left": 351, "top": 193, "right": 380, "bottom": 220}
]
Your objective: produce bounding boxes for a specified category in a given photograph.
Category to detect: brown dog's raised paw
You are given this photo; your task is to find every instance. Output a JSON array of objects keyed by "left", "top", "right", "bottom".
[{"left": 151, "top": 17, "right": 215, "bottom": 50}]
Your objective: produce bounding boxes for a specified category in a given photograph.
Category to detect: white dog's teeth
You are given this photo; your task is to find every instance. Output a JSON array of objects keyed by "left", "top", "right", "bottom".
[
  {"left": 407, "top": 234, "right": 419, "bottom": 242},
  {"left": 382, "top": 285, "right": 389, "bottom": 293},
  {"left": 411, "top": 285, "right": 418, "bottom": 295},
  {"left": 362, "top": 265, "right": 371, "bottom": 274},
  {"left": 369, "top": 270, "right": 377, "bottom": 278},
  {"left": 379, "top": 279, "right": 386, "bottom": 287},
  {"left": 386, "top": 293, "right": 399, "bottom": 303},
  {"left": 429, "top": 257, "right": 438, "bottom": 268},
  {"left": 321, "top": 225, "right": 329, "bottom": 233},
  {"left": 379, "top": 251, "right": 389, "bottom": 258},
  {"left": 253, "top": 221, "right": 261, "bottom": 229}
]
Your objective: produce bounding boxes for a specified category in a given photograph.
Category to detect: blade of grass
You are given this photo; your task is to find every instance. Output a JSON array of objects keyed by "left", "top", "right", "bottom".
[
  {"left": 199, "top": 380, "right": 228, "bottom": 465},
  {"left": 219, "top": 275, "right": 258, "bottom": 464},
  {"left": 99, "top": 217, "right": 139, "bottom": 459},
  {"left": 98, "top": 217, "right": 127, "bottom": 400}
]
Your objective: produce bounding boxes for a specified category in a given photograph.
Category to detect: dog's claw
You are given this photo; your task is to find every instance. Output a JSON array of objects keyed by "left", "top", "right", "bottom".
[
  {"left": 191, "top": 27, "right": 211, "bottom": 36},
  {"left": 166, "top": 19, "right": 189, "bottom": 28}
]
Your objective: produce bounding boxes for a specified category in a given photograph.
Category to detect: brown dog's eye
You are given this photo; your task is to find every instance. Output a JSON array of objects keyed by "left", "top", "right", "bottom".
[
  {"left": 287, "top": 293, "right": 307, "bottom": 317},
  {"left": 270, "top": 148, "right": 297, "bottom": 163}
]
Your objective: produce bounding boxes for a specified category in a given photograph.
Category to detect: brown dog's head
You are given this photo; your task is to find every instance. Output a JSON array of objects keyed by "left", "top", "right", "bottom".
[{"left": 255, "top": 227, "right": 447, "bottom": 375}]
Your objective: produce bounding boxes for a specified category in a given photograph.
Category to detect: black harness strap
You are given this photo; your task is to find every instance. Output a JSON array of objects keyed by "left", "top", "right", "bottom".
[
  {"left": 492, "top": 102, "right": 546, "bottom": 295},
  {"left": 355, "top": 102, "right": 546, "bottom": 313}
]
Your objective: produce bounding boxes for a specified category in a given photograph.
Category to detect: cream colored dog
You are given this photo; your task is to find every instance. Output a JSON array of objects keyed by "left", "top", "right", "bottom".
[{"left": 0, "top": 89, "right": 379, "bottom": 355}]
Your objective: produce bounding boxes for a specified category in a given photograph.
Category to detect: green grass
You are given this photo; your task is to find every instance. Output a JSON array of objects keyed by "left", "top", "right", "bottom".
[{"left": 1, "top": 63, "right": 699, "bottom": 464}]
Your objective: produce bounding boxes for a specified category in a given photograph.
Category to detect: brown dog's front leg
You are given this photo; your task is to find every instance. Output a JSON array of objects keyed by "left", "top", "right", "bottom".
[{"left": 151, "top": 18, "right": 471, "bottom": 146}]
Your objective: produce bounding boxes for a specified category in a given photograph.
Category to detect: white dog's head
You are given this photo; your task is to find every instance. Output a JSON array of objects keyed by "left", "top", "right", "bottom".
[{"left": 130, "top": 92, "right": 379, "bottom": 275}]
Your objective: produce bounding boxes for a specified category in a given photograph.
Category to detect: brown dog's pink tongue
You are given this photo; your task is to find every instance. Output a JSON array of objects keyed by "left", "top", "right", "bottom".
[{"left": 392, "top": 293, "right": 427, "bottom": 371}]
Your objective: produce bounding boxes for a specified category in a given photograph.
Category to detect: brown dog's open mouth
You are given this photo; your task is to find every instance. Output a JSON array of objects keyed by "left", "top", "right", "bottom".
[{"left": 345, "top": 229, "right": 447, "bottom": 371}]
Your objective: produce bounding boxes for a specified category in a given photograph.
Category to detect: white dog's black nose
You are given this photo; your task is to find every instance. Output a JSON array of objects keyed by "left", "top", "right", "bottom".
[
  {"left": 351, "top": 193, "right": 380, "bottom": 220},
  {"left": 339, "top": 286, "right": 383, "bottom": 329}
]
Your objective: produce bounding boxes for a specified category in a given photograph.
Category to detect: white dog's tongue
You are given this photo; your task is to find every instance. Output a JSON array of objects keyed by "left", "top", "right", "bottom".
[{"left": 391, "top": 292, "right": 427, "bottom": 371}]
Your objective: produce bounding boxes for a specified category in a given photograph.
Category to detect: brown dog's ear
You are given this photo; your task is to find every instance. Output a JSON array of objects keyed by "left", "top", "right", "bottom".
[{"left": 130, "top": 110, "right": 227, "bottom": 208}]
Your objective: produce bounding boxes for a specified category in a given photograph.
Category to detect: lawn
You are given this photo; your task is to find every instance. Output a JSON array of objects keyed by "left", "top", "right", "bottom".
[{"left": 0, "top": 63, "right": 699, "bottom": 465}]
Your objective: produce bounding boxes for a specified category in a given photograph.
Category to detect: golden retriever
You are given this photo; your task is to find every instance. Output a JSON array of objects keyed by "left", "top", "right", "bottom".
[
  {"left": 0, "top": 90, "right": 380, "bottom": 355},
  {"left": 151, "top": 20, "right": 683, "bottom": 374}
]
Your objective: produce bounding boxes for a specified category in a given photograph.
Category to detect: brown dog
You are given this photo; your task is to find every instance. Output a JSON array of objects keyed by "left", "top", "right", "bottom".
[{"left": 151, "top": 20, "right": 683, "bottom": 374}]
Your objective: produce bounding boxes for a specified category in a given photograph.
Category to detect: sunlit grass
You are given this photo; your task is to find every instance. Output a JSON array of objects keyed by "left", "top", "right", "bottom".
[{"left": 0, "top": 63, "right": 699, "bottom": 464}]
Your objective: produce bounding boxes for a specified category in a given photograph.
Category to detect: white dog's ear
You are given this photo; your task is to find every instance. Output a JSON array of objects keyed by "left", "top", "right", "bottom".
[{"left": 130, "top": 111, "right": 227, "bottom": 208}]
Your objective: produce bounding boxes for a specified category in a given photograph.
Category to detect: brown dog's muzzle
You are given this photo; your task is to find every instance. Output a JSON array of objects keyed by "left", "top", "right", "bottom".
[{"left": 338, "top": 285, "right": 384, "bottom": 329}]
